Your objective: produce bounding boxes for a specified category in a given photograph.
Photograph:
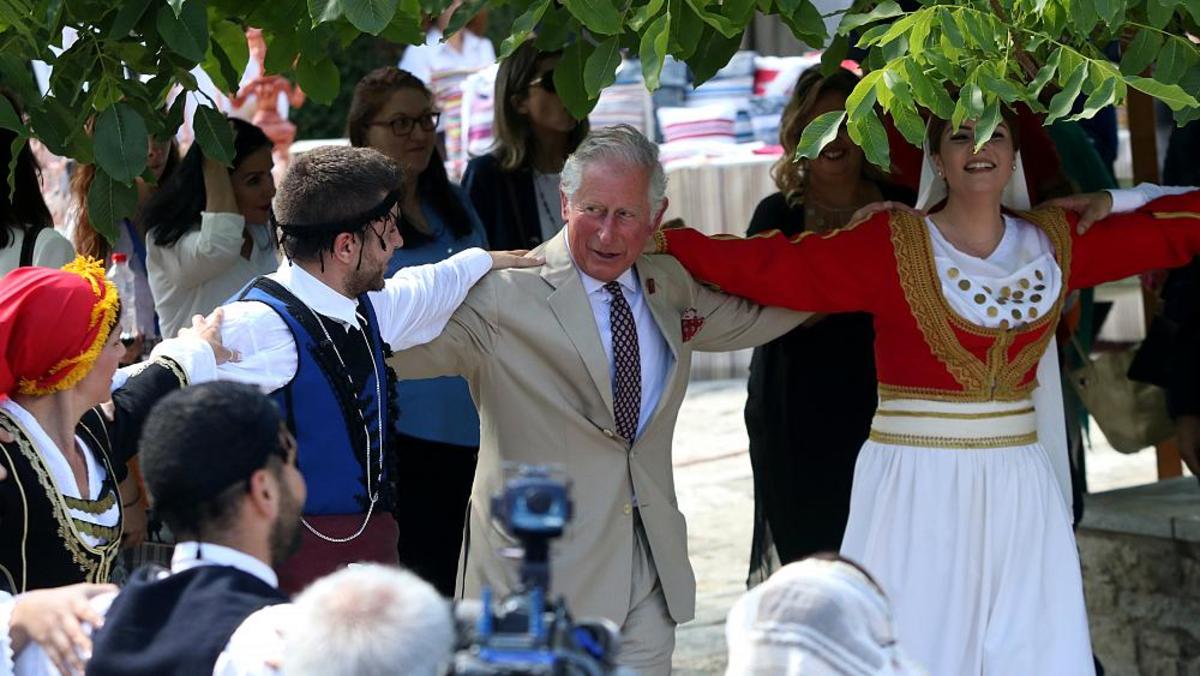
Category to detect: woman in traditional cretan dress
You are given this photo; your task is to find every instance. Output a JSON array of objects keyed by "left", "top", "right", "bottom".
[{"left": 653, "top": 111, "right": 1200, "bottom": 675}]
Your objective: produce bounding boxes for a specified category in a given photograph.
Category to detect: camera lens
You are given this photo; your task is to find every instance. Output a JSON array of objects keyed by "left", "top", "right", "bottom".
[{"left": 525, "top": 490, "right": 553, "bottom": 515}]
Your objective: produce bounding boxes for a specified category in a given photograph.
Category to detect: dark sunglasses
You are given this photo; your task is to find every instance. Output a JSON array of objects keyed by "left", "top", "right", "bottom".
[
  {"left": 527, "top": 70, "right": 557, "bottom": 94},
  {"left": 368, "top": 111, "right": 441, "bottom": 137}
]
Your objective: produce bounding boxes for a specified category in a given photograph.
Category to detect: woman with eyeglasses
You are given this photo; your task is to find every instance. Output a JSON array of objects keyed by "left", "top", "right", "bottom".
[
  {"left": 461, "top": 39, "right": 590, "bottom": 250},
  {"left": 346, "top": 65, "right": 490, "bottom": 596}
]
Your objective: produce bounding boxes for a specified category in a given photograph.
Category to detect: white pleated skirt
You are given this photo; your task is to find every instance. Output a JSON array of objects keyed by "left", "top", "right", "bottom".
[{"left": 840, "top": 399, "right": 1096, "bottom": 676}]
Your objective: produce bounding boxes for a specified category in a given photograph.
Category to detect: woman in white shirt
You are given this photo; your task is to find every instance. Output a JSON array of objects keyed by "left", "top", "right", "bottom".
[
  {"left": 0, "top": 91, "right": 74, "bottom": 275},
  {"left": 144, "top": 117, "right": 279, "bottom": 339},
  {"left": 397, "top": 1, "right": 495, "bottom": 85}
]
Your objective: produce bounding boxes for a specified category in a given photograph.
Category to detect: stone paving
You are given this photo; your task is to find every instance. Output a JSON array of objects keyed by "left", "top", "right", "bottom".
[{"left": 666, "top": 378, "right": 1172, "bottom": 674}]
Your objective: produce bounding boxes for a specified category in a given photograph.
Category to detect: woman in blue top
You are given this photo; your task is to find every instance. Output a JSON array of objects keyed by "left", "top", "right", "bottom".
[{"left": 348, "top": 66, "right": 489, "bottom": 595}]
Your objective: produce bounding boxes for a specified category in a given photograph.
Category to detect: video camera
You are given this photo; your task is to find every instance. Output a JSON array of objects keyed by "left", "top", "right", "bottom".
[{"left": 450, "top": 465, "right": 632, "bottom": 676}]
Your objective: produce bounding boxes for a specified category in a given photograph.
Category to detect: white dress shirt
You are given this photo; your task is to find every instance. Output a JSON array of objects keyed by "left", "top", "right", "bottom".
[
  {"left": 214, "top": 248, "right": 493, "bottom": 393},
  {"left": 578, "top": 266, "right": 673, "bottom": 440},
  {"left": 1107, "top": 182, "right": 1196, "bottom": 212},
  {"left": 15, "top": 542, "right": 294, "bottom": 676}
]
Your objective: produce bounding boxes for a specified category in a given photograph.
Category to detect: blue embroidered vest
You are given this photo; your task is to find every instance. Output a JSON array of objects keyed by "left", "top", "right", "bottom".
[{"left": 238, "top": 278, "right": 394, "bottom": 515}]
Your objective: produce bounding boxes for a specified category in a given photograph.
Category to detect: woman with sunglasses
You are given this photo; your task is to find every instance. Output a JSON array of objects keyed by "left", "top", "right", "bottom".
[
  {"left": 462, "top": 40, "right": 590, "bottom": 250},
  {"left": 346, "top": 66, "right": 490, "bottom": 596}
]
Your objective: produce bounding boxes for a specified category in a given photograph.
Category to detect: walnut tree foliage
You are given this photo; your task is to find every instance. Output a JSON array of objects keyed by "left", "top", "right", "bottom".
[{"left": 1, "top": 0, "right": 1198, "bottom": 238}]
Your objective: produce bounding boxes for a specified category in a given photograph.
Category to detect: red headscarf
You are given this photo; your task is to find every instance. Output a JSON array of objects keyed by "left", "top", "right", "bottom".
[{"left": 0, "top": 256, "right": 119, "bottom": 397}]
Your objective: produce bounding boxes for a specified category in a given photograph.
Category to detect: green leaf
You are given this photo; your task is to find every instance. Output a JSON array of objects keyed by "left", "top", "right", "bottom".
[
  {"left": 779, "top": 0, "right": 827, "bottom": 48},
  {"left": 686, "top": 26, "right": 743, "bottom": 85},
  {"left": 1070, "top": 0, "right": 1097, "bottom": 34},
  {"left": 94, "top": 102, "right": 148, "bottom": 183},
  {"left": 837, "top": 0, "right": 902, "bottom": 33},
  {"left": 905, "top": 61, "right": 954, "bottom": 118},
  {"left": 562, "top": 0, "right": 622, "bottom": 35},
  {"left": 0, "top": 55, "right": 40, "bottom": 106},
  {"left": 204, "top": 19, "right": 250, "bottom": 93},
  {"left": 1028, "top": 48, "right": 1061, "bottom": 97},
  {"left": 533, "top": 6, "right": 574, "bottom": 51},
  {"left": 1146, "top": 0, "right": 1174, "bottom": 30},
  {"left": 639, "top": 13, "right": 670, "bottom": 91},
  {"left": 164, "top": 94, "right": 187, "bottom": 140},
  {"left": 1046, "top": 64, "right": 1086, "bottom": 123},
  {"left": 957, "top": 10, "right": 993, "bottom": 48},
  {"left": 308, "top": 0, "right": 342, "bottom": 25},
  {"left": 890, "top": 96, "right": 926, "bottom": 147},
  {"left": 27, "top": 99, "right": 74, "bottom": 156},
  {"left": 846, "top": 69, "right": 883, "bottom": 120},
  {"left": 963, "top": 80, "right": 985, "bottom": 118},
  {"left": 0, "top": 94, "right": 21, "bottom": 133},
  {"left": 973, "top": 97, "right": 1000, "bottom": 151},
  {"left": 668, "top": 0, "right": 704, "bottom": 60},
  {"left": 1069, "top": 73, "right": 1117, "bottom": 121},
  {"left": 440, "top": 0, "right": 485, "bottom": 37},
  {"left": 168, "top": 0, "right": 187, "bottom": 17},
  {"left": 848, "top": 111, "right": 890, "bottom": 168},
  {"left": 1125, "top": 75, "right": 1200, "bottom": 111},
  {"left": 554, "top": 38, "right": 598, "bottom": 120},
  {"left": 684, "top": 0, "right": 742, "bottom": 38},
  {"left": 106, "top": 0, "right": 153, "bottom": 38},
  {"left": 193, "top": 104, "right": 236, "bottom": 165},
  {"left": 1120, "top": 29, "right": 1163, "bottom": 76},
  {"left": 265, "top": 31, "right": 301, "bottom": 74},
  {"left": 1186, "top": 0, "right": 1200, "bottom": 24},
  {"left": 584, "top": 37, "right": 621, "bottom": 98},
  {"left": 794, "top": 110, "right": 846, "bottom": 160},
  {"left": 156, "top": 0, "right": 209, "bottom": 63},
  {"left": 87, "top": 169, "right": 138, "bottom": 242},
  {"left": 499, "top": 0, "right": 550, "bottom": 59},
  {"left": 980, "top": 70, "right": 1023, "bottom": 103},
  {"left": 380, "top": 0, "right": 425, "bottom": 44},
  {"left": 938, "top": 9, "right": 964, "bottom": 49},
  {"left": 820, "top": 35, "right": 850, "bottom": 77},
  {"left": 296, "top": 54, "right": 340, "bottom": 104},
  {"left": 907, "top": 10, "right": 933, "bottom": 57},
  {"left": 1157, "top": 37, "right": 1199, "bottom": 86},
  {"left": 629, "top": 0, "right": 665, "bottom": 31},
  {"left": 341, "top": 0, "right": 398, "bottom": 34}
]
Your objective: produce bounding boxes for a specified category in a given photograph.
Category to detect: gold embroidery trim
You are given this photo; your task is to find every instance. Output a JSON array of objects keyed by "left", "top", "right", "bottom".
[
  {"left": 868, "top": 429, "right": 1038, "bottom": 449},
  {"left": 0, "top": 418, "right": 31, "bottom": 593},
  {"left": 63, "top": 485, "right": 116, "bottom": 514},
  {"left": 154, "top": 355, "right": 189, "bottom": 387},
  {"left": 652, "top": 229, "right": 669, "bottom": 254},
  {"left": 878, "top": 383, "right": 1036, "bottom": 402},
  {"left": 0, "top": 410, "right": 121, "bottom": 584},
  {"left": 886, "top": 208, "right": 1074, "bottom": 401},
  {"left": 1153, "top": 211, "right": 1200, "bottom": 219},
  {"left": 874, "top": 406, "right": 1035, "bottom": 420},
  {"left": 71, "top": 519, "right": 122, "bottom": 541}
]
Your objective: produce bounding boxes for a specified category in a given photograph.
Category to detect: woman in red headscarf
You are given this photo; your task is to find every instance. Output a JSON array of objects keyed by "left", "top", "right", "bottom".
[{"left": 0, "top": 256, "right": 227, "bottom": 593}]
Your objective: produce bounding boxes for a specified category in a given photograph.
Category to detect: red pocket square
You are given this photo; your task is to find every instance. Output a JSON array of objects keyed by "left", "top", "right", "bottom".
[{"left": 681, "top": 308, "right": 704, "bottom": 343}]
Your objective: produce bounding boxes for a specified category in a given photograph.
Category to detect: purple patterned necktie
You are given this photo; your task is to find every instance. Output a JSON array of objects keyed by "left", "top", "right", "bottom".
[{"left": 605, "top": 281, "right": 641, "bottom": 443}]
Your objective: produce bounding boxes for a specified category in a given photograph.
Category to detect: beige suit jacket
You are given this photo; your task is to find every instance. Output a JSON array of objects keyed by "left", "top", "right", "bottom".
[{"left": 390, "top": 231, "right": 805, "bottom": 625}]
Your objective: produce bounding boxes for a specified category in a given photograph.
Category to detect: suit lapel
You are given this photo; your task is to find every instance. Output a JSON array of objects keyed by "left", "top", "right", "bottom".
[
  {"left": 636, "top": 256, "right": 684, "bottom": 428},
  {"left": 541, "top": 232, "right": 616, "bottom": 417}
]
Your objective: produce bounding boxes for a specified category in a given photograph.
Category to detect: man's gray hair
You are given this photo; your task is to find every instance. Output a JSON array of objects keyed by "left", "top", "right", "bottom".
[
  {"left": 560, "top": 124, "right": 667, "bottom": 211},
  {"left": 282, "top": 565, "right": 455, "bottom": 676}
]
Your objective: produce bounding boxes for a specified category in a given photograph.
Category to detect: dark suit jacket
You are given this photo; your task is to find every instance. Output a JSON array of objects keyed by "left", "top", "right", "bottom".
[{"left": 462, "top": 153, "right": 544, "bottom": 251}]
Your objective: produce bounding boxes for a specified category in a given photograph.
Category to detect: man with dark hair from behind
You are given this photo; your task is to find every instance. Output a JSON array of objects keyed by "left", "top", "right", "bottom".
[{"left": 18, "top": 381, "right": 307, "bottom": 675}]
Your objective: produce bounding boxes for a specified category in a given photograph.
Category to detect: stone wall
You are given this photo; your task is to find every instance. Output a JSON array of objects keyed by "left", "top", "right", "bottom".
[{"left": 1078, "top": 478, "right": 1200, "bottom": 675}]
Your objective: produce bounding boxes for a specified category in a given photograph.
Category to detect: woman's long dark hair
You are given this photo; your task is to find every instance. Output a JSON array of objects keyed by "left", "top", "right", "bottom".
[
  {"left": 492, "top": 40, "right": 589, "bottom": 172},
  {"left": 346, "top": 66, "right": 472, "bottom": 247},
  {"left": 142, "top": 117, "right": 271, "bottom": 247},
  {"left": 0, "top": 90, "right": 53, "bottom": 247}
]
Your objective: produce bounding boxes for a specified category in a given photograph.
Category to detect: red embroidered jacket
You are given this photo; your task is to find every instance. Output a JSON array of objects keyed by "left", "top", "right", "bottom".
[{"left": 659, "top": 192, "right": 1200, "bottom": 402}]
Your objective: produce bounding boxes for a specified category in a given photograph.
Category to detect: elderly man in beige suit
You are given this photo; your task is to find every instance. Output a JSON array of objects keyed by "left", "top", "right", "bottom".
[{"left": 391, "top": 125, "right": 805, "bottom": 674}]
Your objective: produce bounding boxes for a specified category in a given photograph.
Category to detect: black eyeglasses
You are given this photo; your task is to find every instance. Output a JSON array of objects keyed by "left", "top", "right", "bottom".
[
  {"left": 368, "top": 112, "right": 441, "bottom": 137},
  {"left": 527, "top": 70, "right": 557, "bottom": 94}
]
